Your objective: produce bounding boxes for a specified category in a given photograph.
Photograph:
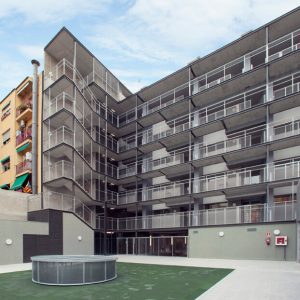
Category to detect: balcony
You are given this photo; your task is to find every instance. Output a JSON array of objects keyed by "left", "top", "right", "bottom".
[
  {"left": 42, "top": 191, "right": 96, "bottom": 228},
  {"left": 44, "top": 92, "right": 74, "bottom": 120},
  {"left": 16, "top": 129, "right": 32, "bottom": 147},
  {"left": 44, "top": 160, "right": 73, "bottom": 182},
  {"left": 44, "top": 126, "right": 73, "bottom": 151},
  {"left": 101, "top": 200, "right": 296, "bottom": 231},
  {"left": 118, "top": 117, "right": 300, "bottom": 179},
  {"left": 96, "top": 161, "right": 118, "bottom": 178},
  {"left": 118, "top": 70, "right": 300, "bottom": 153},
  {"left": 118, "top": 159, "right": 300, "bottom": 205},
  {"left": 118, "top": 27, "right": 300, "bottom": 127},
  {"left": 16, "top": 160, "right": 32, "bottom": 175},
  {"left": 16, "top": 103, "right": 32, "bottom": 122},
  {"left": 44, "top": 58, "right": 119, "bottom": 127}
]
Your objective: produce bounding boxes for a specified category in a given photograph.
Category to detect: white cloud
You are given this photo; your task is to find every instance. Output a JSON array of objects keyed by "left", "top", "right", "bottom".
[
  {"left": 89, "top": 0, "right": 299, "bottom": 66},
  {"left": 0, "top": 0, "right": 108, "bottom": 23},
  {"left": 85, "top": 0, "right": 299, "bottom": 91},
  {"left": 18, "top": 45, "right": 44, "bottom": 61},
  {"left": 0, "top": 55, "right": 30, "bottom": 100}
]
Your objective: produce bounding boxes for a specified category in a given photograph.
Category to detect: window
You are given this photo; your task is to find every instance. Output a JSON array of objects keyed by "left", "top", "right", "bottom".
[
  {"left": 2, "top": 101, "right": 10, "bottom": 112},
  {"left": 1, "top": 157, "right": 10, "bottom": 172},
  {"left": 1, "top": 107, "right": 11, "bottom": 121},
  {"left": 2, "top": 130, "right": 10, "bottom": 145}
]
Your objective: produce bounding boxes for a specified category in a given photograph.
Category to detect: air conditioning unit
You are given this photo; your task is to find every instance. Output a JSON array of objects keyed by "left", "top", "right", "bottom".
[{"left": 20, "top": 120, "right": 26, "bottom": 128}]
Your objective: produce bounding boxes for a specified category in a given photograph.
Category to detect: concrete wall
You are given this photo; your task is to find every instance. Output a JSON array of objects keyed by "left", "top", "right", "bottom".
[
  {"left": 0, "top": 219, "right": 48, "bottom": 265},
  {"left": 0, "top": 190, "right": 29, "bottom": 220},
  {"left": 62, "top": 213, "right": 94, "bottom": 255},
  {"left": 188, "top": 222, "right": 296, "bottom": 261}
]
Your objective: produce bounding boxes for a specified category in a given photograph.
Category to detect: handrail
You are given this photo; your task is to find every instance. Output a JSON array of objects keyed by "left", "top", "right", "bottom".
[
  {"left": 118, "top": 28, "right": 300, "bottom": 126},
  {"left": 44, "top": 28, "right": 300, "bottom": 131},
  {"left": 119, "top": 117, "right": 300, "bottom": 178},
  {"left": 99, "top": 200, "right": 296, "bottom": 230},
  {"left": 36, "top": 192, "right": 296, "bottom": 230}
]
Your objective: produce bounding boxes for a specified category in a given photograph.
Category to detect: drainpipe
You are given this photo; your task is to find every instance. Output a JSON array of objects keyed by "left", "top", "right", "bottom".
[{"left": 31, "top": 59, "right": 40, "bottom": 195}]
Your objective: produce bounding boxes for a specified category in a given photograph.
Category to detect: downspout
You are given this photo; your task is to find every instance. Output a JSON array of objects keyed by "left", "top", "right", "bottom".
[{"left": 31, "top": 59, "right": 40, "bottom": 195}]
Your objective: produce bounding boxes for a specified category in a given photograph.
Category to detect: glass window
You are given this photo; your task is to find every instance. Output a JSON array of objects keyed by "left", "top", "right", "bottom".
[{"left": 2, "top": 129, "right": 10, "bottom": 145}]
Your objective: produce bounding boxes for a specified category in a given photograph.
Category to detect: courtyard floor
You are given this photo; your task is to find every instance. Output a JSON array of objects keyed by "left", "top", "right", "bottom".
[
  {"left": 0, "top": 255, "right": 300, "bottom": 300},
  {"left": 0, "top": 260, "right": 231, "bottom": 300}
]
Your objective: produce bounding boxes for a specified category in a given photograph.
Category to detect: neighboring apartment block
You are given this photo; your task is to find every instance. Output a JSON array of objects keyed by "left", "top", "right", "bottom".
[
  {"left": 0, "top": 76, "right": 42, "bottom": 193},
  {"left": 42, "top": 8, "right": 300, "bottom": 258}
]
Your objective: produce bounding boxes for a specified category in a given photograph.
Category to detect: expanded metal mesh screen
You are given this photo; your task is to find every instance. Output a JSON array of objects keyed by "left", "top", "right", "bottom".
[{"left": 31, "top": 255, "right": 117, "bottom": 285}]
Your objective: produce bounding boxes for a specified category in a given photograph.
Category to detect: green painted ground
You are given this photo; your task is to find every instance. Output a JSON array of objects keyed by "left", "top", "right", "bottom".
[{"left": 0, "top": 262, "right": 232, "bottom": 300}]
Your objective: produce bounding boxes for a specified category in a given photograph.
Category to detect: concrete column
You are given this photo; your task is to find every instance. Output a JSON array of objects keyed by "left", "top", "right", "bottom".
[
  {"left": 243, "top": 54, "right": 252, "bottom": 72},
  {"left": 296, "top": 181, "right": 300, "bottom": 263},
  {"left": 142, "top": 205, "right": 151, "bottom": 229},
  {"left": 193, "top": 198, "right": 203, "bottom": 226}
]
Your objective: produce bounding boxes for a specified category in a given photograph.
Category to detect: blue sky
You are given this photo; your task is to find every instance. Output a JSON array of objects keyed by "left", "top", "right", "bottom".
[{"left": 0, "top": 0, "right": 299, "bottom": 99}]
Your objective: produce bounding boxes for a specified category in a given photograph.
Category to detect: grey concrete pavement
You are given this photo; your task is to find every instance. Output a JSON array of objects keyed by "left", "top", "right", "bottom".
[{"left": 117, "top": 255, "right": 300, "bottom": 300}]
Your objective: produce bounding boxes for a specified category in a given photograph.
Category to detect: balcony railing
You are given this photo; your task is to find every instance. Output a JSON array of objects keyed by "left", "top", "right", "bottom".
[
  {"left": 44, "top": 160, "right": 73, "bottom": 182},
  {"left": 16, "top": 129, "right": 32, "bottom": 146},
  {"left": 119, "top": 117, "right": 300, "bottom": 179},
  {"left": 16, "top": 160, "right": 32, "bottom": 175},
  {"left": 16, "top": 103, "right": 32, "bottom": 118},
  {"left": 42, "top": 191, "right": 96, "bottom": 228},
  {"left": 100, "top": 200, "right": 296, "bottom": 231},
  {"left": 118, "top": 28, "right": 300, "bottom": 127},
  {"left": 44, "top": 126, "right": 73, "bottom": 151},
  {"left": 96, "top": 161, "right": 118, "bottom": 178},
  {"left": 44, "top": 92, "right": 74, "bottom": 119},
  {"left": 44, "top": 58, "right": 119, "bottom": 127},
  {"left": 119, "top": 70, "right": 300, "bottom": 152},
  {"left": 41, "top": 192, "right": 296, "bottom": 230},
  {"left": 118, "top": 159, "right": 300, "bottom": 204}
]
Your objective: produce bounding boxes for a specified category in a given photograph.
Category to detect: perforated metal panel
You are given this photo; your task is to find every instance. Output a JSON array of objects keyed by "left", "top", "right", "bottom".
[{"left": 31, "top": 255, "right": 117, "bottom": 285}]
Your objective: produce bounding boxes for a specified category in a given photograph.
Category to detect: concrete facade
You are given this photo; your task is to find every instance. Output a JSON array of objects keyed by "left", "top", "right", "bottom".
[
  {"left": 0, "top": 75, "right": 43, "bottom": 193},
  {"left": 62, "top": 213, "right": 94, "bottom": 255},
  {"left": 0, "top": 219, "right": 48, "bottom": 265},
  {"left": 188, "top": 222, "right": 297, "bottom": 261}
]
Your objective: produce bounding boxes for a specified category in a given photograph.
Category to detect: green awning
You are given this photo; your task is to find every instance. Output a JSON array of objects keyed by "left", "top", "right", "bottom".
[
  {"left": 0, "top": 156, "right": 9, "bottom": 163},
  {"left": 10, "top": 174, "right": 29, "bottom": 190},
  {"left": 16, "top": 142, "right": 30, "bottom": 153},
  {"left": 0, "top": 184, "right": 9, "bottom": 189}
]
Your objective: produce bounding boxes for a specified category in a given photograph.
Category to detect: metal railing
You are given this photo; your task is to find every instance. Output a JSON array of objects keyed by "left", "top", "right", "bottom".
[
  {"left": 118, "top": 28, "right": 300, "bottom": 127},
  {"left": 119, "top": 117, "right": 300, "bottom": 179},
  {"left": 119, "top": 70, "right": 300, "bottom": 152},
  {"left": 16, "top": 129, "right": 32, "bottom": 146},
  {"left": 43, "top": 92, "right": 74, "bottom": 119},
  {"left": 43, "top": 191, "right": 97, "bottom": 228},
  {"left": 44, "top": 126, "right": 73, "bottom": 151},
  {"left": 16, "top": 160, "right": 32, "bottom": 175},
  {"left": 16, "top": 103, "right": 32, "bottom": 118},
  {"left": 44, "top": 58, "right": 119, "bottom": 127},
  {"left": 118, "top": 159, "right": 300, "bottom": 204},
  {"left": 43, "top": 160, "right": 73, "bottom": 182},
  {"left": 39, "top": 193, "right": 296, "bottom": 230},
  {"left": 44, "top": 28, "right": 300, "bottom": 131},
  {"left": 99, "top": 200, "right": 296, "bottom": 231}
]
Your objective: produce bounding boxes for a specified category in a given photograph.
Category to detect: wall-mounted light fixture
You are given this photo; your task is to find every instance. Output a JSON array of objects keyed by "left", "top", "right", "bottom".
[
  {"left": 219, "top": 231, "right": 225, "bottom": 237},
  {"left": 5, "top": 239, "right": 13, "bottom": 245},
  {"left": 78, "top": 236, "right": 82, "bottom": 241},
  {"left": 273, "top": 229, "right": 281, "bottom": 236}
]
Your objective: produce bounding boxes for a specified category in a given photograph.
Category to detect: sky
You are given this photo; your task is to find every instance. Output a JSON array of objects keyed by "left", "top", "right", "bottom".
[{"left": 0, "top": 0, "right": 299, "bottom": 99}]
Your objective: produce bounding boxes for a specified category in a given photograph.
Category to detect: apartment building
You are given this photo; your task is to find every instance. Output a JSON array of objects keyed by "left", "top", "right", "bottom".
[
  {"left": 42, "top": 8, "right": 300, "bottom": 259},
  {"left": 0, "top": 75, "right": 42, "bottom": 193}
]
